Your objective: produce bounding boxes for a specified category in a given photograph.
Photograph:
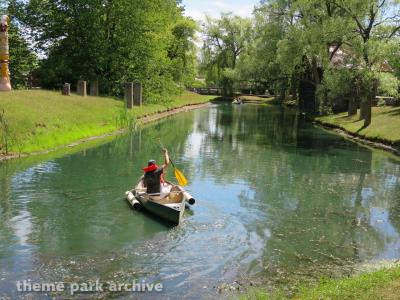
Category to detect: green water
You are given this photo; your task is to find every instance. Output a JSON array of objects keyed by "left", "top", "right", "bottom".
[{"left": 1, "top": 104, "right": 400, "bottom": 299}]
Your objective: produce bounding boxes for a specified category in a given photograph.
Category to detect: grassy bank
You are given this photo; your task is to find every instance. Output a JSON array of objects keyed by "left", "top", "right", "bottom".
[
  {"left": 315, "top": 106, "right": 400, "bottom": 146},
  {"left": 242, "top": 266, "right": 400, "bottom": 300},
  {"left": 0, "top": 90, "right": 216, "bottom": 154}
]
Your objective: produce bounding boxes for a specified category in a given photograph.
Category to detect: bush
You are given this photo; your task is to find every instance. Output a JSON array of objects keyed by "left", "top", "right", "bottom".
[{"left": 378, "top": 72, "right": 399, "bottom": 98}]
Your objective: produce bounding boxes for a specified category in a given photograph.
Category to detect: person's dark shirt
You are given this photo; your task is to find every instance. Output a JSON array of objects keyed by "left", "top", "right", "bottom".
[{"left": 144, "top": 167, "right": 163, "bottom": 194}]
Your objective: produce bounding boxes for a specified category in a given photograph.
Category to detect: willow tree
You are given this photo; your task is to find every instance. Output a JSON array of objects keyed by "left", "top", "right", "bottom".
[
  {"left": 201, "top": 13, "right": 252, "bottom": 96},
  {"left": 239, "top": 0, "right": 355, "bottom": 105},
  {"left": 331, "top": 0, "right": 400, "bottom": 126},
  {"left": 169, "top": 17, "right": 198, "bottom": 88},
  {"left": 274, "top": 0, "right": 360, "bottom": 111},
  {"left": 238, "top": 1, "right": 293, "bottom": 98}
]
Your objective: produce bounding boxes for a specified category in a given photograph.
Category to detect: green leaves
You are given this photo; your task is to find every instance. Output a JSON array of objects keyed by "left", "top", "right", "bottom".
[
  {"left": 239, "top": 0, "right": 399, "bottom": 115},
  {"left": 201, "top": 14, "right": 252, "bottom": 95},
  {"left": 10, "top": 0, "right": 197, "bottom": 100},
  {"left": 7, "top": 20, "right": 38, "bottom": 88}
]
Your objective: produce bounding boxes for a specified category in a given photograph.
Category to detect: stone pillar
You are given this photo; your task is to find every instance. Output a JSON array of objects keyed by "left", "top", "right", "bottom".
[
  {"left": 0, "top": 15, "right": 11, "bottom": 92},
  {"left": 77, "top": 80, "right": 87, "bottom": 97},
  {"left": 133, "top": 82, "right": 142, "bottom": 106},
  {"left": 90, "top": 80, "right": 99, "bottom": 96},
  {"left": 62, "top": 83, "right": 71, "bottom": 96},
  {"left": 125, "top": 82, "right": 133, "bottom": 109}
]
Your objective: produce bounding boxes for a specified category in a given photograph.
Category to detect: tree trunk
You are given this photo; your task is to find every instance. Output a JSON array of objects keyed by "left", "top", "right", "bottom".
[
  {"left": 280, "top": 88, "right": 286, "bottom": 102},
  {"left": 360, "top": 96, "right": 367, "bottom": 120},
  {"left": 347, "top": 89, "right": 357, "bottom": 116},
  {"left": 311, "top": 56, "right": 321, "bottom": 85},
  {"left": 363, "top": 79, "right": 378, "bottom": 127},
  {"left": 348, "top": 96, "right": 357, "bottom": 116},
  {"left": 291, "top": 75, "right": 298, "bottom": 101},
  {"left": 363, "top": 97, "right": 372, "bottom": 127}
]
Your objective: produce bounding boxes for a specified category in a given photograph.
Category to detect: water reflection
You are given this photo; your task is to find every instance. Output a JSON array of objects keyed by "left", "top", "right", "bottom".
[{"left": 0, "top": 104, "right": 399, "bottom": 298}]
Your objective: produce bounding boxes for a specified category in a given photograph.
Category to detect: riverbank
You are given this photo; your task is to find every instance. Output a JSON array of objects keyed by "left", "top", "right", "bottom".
[
  {"left": 314, "top": 106, "right": 400, "bottom": 156},
  {"left": 241, "top": 265, "right": 400, "bottom": 300},
  {"left": 0, "top": 90, "right": 216, "bottom": 160}
]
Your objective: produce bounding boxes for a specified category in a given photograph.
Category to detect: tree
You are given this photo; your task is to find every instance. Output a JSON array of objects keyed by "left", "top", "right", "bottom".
[
  {"left": 240, "top": 0, "right": 354, "bottom": 106},
  {"left": 0, "top": 2, "right": 38, "bottom": 89},
  {"left": 323, "top": 0, "right": 396, "bottom": 125},
  {"left": 248, "top": 0, "right": 399, "bottom": 123},
  {"left": 201, "top": 14, "right": 252, "bottom": 96},
  {"left": 168, "top": 17, "right": 198, "bottom": 88},
  {"left": 238, "top": 2, "right": 291, "bottom": 97},
  {"left": 10, "top": 0, "right": 197, "bottom": 100},
  {"left": 8, "top": 22, "right": 38, "bottom": 88}
]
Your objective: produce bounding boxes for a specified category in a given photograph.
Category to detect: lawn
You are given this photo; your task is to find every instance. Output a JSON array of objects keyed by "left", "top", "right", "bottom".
[
  {"left": 0, "top": 89, "right": 216, "bottom": 154},
  {"left": 242, "top": 266, "right": 400, "bottom": 300},
  {"left": 316, "top": 106, "right": 400, "bottom": 145}
]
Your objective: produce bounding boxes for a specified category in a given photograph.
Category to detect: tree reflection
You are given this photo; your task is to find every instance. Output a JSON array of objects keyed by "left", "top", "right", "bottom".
[
  {"left": 188, "top": 104, "right": 398, "bottom": 283},
  {"left": 0, "top": 104, "right": 400, "bottom": 294}
]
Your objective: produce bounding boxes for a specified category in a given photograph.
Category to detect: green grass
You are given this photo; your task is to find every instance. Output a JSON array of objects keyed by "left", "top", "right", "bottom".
[
  {"left": 241, "top": 266, "right": 400, "bottom": 300},
  {"left": 0, "top": 89, "right": 216, "bottom": 154},
  {"left": 316, "top": 106, "right": 400, "bottom": 145}
]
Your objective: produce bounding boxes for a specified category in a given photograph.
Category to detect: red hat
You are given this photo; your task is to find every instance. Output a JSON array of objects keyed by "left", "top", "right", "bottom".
[{"left": 143, "top": 163, "right": 159, "bottom": 173}]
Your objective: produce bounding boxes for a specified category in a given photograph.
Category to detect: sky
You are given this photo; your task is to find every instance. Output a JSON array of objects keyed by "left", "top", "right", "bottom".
[{"left": 181, "top": 0, "right": 259, "bottom": 21}]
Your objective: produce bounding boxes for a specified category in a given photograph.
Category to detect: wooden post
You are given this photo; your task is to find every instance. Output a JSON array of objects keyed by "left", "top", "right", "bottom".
[
  {"left": 90, "top": 80, "right": 99, "bottom": 96},
  {"left": 133, "top": 82, "right": 142, "bottom": 106},
  {"left": 125, "top": 82, "right": 133, "bottom": 109},
  {"left": 0, "top": 15, "right": 11, "bottom": 92},
  {"left": 77, "top": 80, "right": 87, "bottom": 97},
  {"left": 62, "top": 83, "right": 71, "bottom": 96}
]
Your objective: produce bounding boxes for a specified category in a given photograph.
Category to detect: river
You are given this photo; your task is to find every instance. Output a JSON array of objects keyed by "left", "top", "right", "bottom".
[{"left": 1, "top": 103, "right": 400, "bottom": 299}]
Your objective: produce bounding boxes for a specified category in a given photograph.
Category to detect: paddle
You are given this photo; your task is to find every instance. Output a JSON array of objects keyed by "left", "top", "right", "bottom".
[{"left": 158, "top": 139, "right": 188, "bottom": 186}]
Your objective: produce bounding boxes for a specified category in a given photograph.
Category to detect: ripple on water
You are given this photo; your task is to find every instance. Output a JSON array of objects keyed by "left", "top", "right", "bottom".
[{"left": 1, "top": 105, "right": 400, "bottom": 298}]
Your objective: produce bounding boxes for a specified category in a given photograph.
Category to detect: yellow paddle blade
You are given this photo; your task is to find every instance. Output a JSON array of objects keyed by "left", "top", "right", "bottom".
[{"left": 174, "top": 168, "right": 188, "bottom": 186}]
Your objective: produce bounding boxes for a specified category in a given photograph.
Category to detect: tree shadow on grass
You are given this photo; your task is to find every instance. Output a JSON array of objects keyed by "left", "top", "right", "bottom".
[
  {"left": 337, "top": 115, "right": 354, "bottom": 120},
  {"left": 378, "top": 106, "right": 400, "bottom": 116},
  {"left": 356, "top": 124, "right": 369, "bottom": 133},
  {"left": 335, "top": 114, "right": 362, "bottom": 124}
]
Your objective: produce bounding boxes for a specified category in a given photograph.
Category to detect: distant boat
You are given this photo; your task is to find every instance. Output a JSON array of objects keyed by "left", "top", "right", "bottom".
[
  {"left": 232, "top": 98, "right": 243, "bottom": 105},
  {"left": 125, "top": 177, "right": 195, "bottom": 225}
]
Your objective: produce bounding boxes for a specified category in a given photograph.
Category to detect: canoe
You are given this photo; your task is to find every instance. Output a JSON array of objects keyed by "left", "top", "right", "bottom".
[
  {"left": 125, "top": 177, "right": 195, "bottom": 225},
  {"left": 232, "top": 99, "right": 243, "bottom": 105}
]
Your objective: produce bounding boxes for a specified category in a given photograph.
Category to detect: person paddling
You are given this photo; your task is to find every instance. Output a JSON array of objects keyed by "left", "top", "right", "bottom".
[{"left": 142, "top": 148, "right": 170, "bottom": 195}]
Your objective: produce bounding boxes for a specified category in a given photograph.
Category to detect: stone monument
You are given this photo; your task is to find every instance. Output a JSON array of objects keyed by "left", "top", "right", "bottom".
[
  {"left": 62, "top": 83, "right": 71, "bottom": 96},
  {"left": 77, "top": 80, "right": 87, "bottom": 97}
]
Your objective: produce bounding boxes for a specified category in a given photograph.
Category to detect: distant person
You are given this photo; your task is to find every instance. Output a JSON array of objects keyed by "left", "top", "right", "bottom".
[{"left": 142, "top": 148, "right": 170, "bottom": 195}]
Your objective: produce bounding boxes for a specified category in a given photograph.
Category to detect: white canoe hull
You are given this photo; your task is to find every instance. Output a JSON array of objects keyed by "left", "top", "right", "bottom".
[{"left": 125, "top": 178, "right": 195, "bottom": 225}]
